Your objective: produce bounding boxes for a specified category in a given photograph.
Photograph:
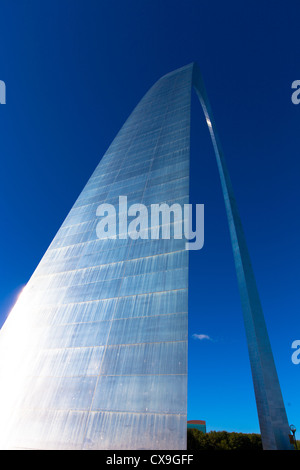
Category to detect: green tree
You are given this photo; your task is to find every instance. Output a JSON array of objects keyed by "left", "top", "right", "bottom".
[{"left": 187, "top": 429, "right": 263, "bottom": 451}]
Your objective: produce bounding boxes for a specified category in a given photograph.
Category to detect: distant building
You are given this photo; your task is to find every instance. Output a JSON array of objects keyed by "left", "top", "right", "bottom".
[{"left": 187, "top": 420, "right": 206, "bottom": 434}]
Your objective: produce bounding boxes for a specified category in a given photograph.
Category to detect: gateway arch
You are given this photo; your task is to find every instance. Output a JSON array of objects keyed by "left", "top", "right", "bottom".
[{"left": 0, "top": 63, "right": 292, "bottom": 450}]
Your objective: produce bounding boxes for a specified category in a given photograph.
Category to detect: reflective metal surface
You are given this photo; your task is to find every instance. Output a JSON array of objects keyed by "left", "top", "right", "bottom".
[
  {"left": 0, "top": 64, "right": 192, "bottom": 449},
  {"left": 193, "top": 64, "right": 293, "bottom": 450}
]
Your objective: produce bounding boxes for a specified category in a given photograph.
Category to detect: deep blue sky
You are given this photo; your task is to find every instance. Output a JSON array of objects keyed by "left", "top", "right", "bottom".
[{"left": 0, "top": 0, "right": 299, "bottom": 434}]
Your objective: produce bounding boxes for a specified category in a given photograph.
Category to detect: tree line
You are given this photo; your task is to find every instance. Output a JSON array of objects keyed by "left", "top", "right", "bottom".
[{"left": 187, "top": 428, "right": 263, "bottom": 450}]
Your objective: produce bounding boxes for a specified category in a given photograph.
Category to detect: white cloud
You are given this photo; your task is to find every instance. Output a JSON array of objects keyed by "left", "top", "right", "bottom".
[{"left": 192, "top": 333, "right": 212, "bottom": 341}]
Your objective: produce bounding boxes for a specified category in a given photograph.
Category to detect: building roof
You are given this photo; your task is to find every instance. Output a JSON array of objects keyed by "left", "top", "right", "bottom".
[{"left": 187, "top": 420, "right": 206, "bottom": 425}]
